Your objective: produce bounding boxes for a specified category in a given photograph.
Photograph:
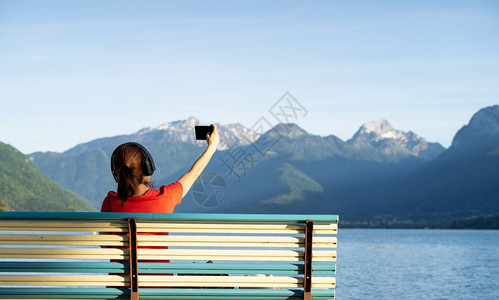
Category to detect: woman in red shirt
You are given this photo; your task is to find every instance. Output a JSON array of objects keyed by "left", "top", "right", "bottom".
[
  {"left": 100, "top": 124, "right": 220, "bottom": 288},
  {"left": 101, "top": 124, "right": 219, "bottom": 213}
]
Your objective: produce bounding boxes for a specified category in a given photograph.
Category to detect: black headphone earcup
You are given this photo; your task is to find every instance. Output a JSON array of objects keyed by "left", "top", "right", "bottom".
[
  {"left": 138, "top": 144, "right": 155, "bottom": 176},
  {"left": 110, "top": 147, "right": 119, "bottom": 178},
  {"left": 142, "top": 156, "right": 155, "bottom": 176}
]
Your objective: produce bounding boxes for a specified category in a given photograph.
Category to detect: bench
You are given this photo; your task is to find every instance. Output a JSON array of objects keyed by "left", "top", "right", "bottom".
[{"left": 0, "top": 212, "right": 338, "bottom": 299}]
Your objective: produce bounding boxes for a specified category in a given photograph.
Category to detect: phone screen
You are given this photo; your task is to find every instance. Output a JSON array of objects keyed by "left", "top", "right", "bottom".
[{"left": 195, "top": 125, "right": 213, "bottom": 140}]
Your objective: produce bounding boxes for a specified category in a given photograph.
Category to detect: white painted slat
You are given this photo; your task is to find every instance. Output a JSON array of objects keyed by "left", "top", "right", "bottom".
[
  {"left": 0, "top": 275, "right": 127, "bottom": 286},
  {"left": 0, "top": 274, "right": 334, "bottom": 289},
  {"left": 138, "top": 275, "right": 335, "bottom": 288}
]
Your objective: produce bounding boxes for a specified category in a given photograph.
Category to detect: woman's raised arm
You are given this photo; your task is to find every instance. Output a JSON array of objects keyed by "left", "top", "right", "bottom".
[{"left": 177, "top": 124, "right": 220, "bottom": 198}]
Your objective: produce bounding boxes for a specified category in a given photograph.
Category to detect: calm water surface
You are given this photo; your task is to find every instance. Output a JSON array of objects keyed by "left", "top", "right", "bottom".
[{"left": 336, "top": 229, "right": 499, "bottom": 300}]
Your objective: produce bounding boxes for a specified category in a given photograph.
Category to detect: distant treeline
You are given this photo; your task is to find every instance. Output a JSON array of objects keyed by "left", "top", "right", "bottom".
[
  {"left": 341, "top": 215, "right": 499, "bottom": 230},
  {"left": 449, "top": 215, "right": 499, "bottom": 230}
]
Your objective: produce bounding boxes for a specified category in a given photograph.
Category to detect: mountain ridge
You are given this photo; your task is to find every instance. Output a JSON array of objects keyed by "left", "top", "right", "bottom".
[
  {"left": 452, "top": 105, "right": 499, "bottom": 148},
  {"left": 369, "top": 105, "right": 499, "bottom": 224}
]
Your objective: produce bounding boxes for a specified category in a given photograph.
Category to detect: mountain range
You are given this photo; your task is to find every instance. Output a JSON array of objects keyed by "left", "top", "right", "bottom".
[
  {"left": 10, "top": 105, "right": 499, "bottom": 226},
  {"left": 28, "top": 114, "right": 440, "bottom": 216}
]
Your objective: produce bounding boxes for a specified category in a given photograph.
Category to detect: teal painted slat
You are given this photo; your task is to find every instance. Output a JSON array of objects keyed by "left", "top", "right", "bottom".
[
  {"left": 0, "top": 261, "right": 128, "bottom": 273},
  {"left": 0, "top": 288, "right": 334, "bottom": 300},
  {"left": 140, "top": 288, "right": 334, "bottom": 299},
  {"left": 0, "top": 261, "right": 335, "bottom": 275},
  {"left": 0, "top": 288, "right": 128, "bottom": 299},
  {"left": 0, "top": 212, "right": 338, "bottom": 223},
  {"left": 138, "top": 262, "right": 335, "bottom": 275}
]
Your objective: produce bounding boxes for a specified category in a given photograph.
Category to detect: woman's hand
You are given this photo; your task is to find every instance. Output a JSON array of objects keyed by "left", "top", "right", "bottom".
[{"left": 206, "top": 124, "right": 220, "bottom": 149}]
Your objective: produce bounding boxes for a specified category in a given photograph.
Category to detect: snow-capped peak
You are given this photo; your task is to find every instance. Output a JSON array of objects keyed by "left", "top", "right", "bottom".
[
  {"left": 155, "top": 116, "right": 200, "bottom": 131},
  {"left": 362, "top": 120, "right": 395, "bottom": 134},
  {"left": 349, "top": 120, "right": 445, "bottom": 160},
  {"left": 353, "top": 120, "right": 406, "bottom": 142},
  {"left": 136, "top": 117, "right": 260, "bottom": 150}
]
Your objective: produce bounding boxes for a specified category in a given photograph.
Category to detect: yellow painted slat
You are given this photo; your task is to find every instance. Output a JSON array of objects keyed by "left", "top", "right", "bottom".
[
  {"left": 0, "top": 221, "right": 336, "bottom": 233},
  {"left": 0, "top": 234, "right": 128, "bottom": 246},
  {"left": 136, "top": 235, "right": 336, "bottom": 248},
  {"left": 137, "top": 249, "right": 336, "bottom": 262},
  {"left": 0, "top": 234, "right": 336, "bottom": 248},
  {"left": 0, "top": 221, "right": 128, "bottom": 232}
]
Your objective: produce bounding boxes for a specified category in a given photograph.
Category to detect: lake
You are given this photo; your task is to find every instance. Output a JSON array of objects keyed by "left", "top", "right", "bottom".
[{"left": 336, "top": 229, "right": 499, "bottom": 299}]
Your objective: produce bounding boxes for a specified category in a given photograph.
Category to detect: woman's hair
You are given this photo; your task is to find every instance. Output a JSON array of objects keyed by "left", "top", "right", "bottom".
[{"left": 110, "top": 143, "right": 151, "bottom": 206}]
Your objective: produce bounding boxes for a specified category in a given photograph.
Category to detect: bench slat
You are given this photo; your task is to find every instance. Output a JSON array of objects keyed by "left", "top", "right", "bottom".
[
  {"left": 0, "top": 234, "right": 127, "bottom": 246},
  {"left": 0, "top": 261, "right": 336, "bottom": 275},
  {"left": 0, "top": 248, "right": 335, "bottom": 261},
  {"left": 140, "top": 275, "right": 335, "bottom": 288},
  {"left": 137, "top": 235, "right": 337, "bottom": 248},
  {"left": 137, "top": 249, "right": 336, "bottom": 262},
  {"left": 0, "top": 221, "right": 336, "bottom": 234},
  {"left": 0, "top": 275, "right": 128, "bottom": 286},
  {"left": 0, "top": 248, "right": 128, "bottom": 260},
  {"left": 139, "top": 288, "right": 335, "bottom": 300},
  {"left": 136, "top": 223, "right": 337, "bottom": 234},
  {"left": 0, "top": 261, "right": 128, "bottom": 273},
  {"left": 0, "top": 275, "right": 334, "bottom": 289},
  {"left": 0, "top": 221, "right": 128, "bottom": 232},
  {"left": 0, "top": 287, "right": 334, "bottom": 299},
  {"left": 0, "top": 211, "right": 338, "bottom": 221},
  {"left": 0, "top": 234, "right": 336, "bottom": 248},
  {"left": 140, "top": 262, "right": 336, "bottom": 275}
]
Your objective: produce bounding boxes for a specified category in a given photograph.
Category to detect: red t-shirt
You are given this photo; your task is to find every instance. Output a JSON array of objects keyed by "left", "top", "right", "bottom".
[
  {"left": 101, "top": 182, "right": 183, "bottom": 268},
  {"left": 101, "top": 182, "right": 183, "bottom": 213}
]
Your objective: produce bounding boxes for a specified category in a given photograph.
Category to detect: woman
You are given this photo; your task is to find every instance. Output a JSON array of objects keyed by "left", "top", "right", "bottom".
[{"left": 101, "top": 124, "right": 219, "bottom": 213}]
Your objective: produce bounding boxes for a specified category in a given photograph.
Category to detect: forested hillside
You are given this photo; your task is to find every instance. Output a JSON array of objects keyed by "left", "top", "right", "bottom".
[{"left": 0, "top": 142, "right": 94, "bottom": 212}]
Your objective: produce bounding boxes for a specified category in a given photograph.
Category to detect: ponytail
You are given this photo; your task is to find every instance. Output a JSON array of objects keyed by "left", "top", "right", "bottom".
[
  {"left": 111, "top": 143, "right": 148, "bottom": 207},
  {"left": 117, "top": 165, "right": 139, "bottom": 206}
]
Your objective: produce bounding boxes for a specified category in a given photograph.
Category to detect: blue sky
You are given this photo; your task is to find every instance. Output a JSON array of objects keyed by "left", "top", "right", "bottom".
[{"left": 1, "top": 0, "right": 498, "bottom": 153}]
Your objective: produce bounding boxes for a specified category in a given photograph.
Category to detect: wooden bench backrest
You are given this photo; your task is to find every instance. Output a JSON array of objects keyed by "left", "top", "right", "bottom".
[{"left": 0, "top": 212, "right": 338, "bottom": 299}]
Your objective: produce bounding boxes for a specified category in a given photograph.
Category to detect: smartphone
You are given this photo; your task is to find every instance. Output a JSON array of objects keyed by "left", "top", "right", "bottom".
[{"left": 195, "top": 125, "right": 214, "bottom": 140}]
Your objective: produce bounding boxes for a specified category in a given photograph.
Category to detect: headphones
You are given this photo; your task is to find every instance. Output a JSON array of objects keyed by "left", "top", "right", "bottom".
[{"left": 110, "top": 142, "right": 156, "bottom": 178}]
